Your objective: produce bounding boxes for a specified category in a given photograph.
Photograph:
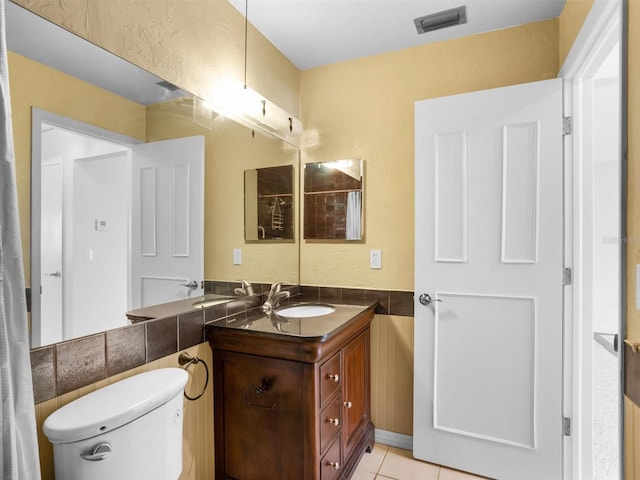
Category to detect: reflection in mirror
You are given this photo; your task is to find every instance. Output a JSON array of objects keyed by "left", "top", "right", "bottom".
[
  {"left": 244, "top": 165, "right": 294, "bottom": 241},
  {"left": 8, "top": 1, "right": 300, "bottom": 348},
  {"left": 303, "top": 160, "right": 364, "bottom": 240}
]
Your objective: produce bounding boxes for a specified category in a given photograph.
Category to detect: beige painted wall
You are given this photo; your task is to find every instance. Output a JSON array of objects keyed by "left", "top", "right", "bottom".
[
  {"left": 558, "top": 0, "right": 596, "bottom": 66},
  {"left": 145, "top": 99, "right": 299, "bottom": 283},
  {"left": 298, "top": 20, "right": 559, "bottom": 290},
  {"left": 8, "top": 51, "right": 146, "bottom": 283}
]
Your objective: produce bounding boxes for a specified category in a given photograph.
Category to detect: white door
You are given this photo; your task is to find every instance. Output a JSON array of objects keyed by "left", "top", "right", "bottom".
[
  {"left": 131, "top": 136, "right": 205, "bottom": 308},
  {"left": 39, "top": 160, "right": 63, "bottom": 345},
  {"left": 414, "top": 79, "right": 564, "bottom": 480}
]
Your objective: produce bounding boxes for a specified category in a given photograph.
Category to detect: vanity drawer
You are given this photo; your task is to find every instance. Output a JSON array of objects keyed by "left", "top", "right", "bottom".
[
  {"left": 320, "top": 394, "right": 342, "bottom": 452},
  {"left": 320, "top": 436, "right": 342, "bottom": 480},
  {"left": 320, "top": 351, "right": 342, "bottom": 408}
]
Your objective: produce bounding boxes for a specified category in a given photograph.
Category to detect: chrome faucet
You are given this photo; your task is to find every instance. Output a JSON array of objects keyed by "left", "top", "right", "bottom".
[
  {"left": 234, "top": 280, "right": 255, "bottom": 296},
  {"left": 261, "top": 281, "right": 290, "bottom": 313}
]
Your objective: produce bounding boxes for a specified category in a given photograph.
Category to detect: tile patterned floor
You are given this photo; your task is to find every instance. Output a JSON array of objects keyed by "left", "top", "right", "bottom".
[{"left": 353, "top": 444, "right": 489, "bottom": 480}]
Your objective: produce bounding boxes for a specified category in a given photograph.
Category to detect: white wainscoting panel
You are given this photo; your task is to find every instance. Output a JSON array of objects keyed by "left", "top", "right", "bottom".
[
  {"left": 434, "top": 131, "right": 467, "bottom": 263},
  {"left": 433, "top": 292, "right": 536, "bottom": 449},
  {"left": 141, "top": 276, "right": 188, "bottom": 307},
  {"left": 501, "top": 122, "right": 539, "bottom": 264},
  {"left": 172, "top": 164, "right": 190, "bottom": 257},
  {"left": 140, "top": 166, "right": 157, "bottom": 257}
]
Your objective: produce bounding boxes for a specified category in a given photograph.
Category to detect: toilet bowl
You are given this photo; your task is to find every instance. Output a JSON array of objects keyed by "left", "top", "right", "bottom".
[{"left": 43, "top": 368, "right": 188, "bottom": 480}]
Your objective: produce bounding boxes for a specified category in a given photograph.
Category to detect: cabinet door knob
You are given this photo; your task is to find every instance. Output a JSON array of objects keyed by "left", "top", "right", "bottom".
[
  {"left": 327, "top": 373, "right": 339, "bottom": 382},
  {"left": 343, "top": 401, "right": 352, "bottom": 409},
  {"left": 327, "top": 417, "right": 339, "bottom": 426},
  {"left": 326, "top": 461, "right": 340, "bottom": 470}
]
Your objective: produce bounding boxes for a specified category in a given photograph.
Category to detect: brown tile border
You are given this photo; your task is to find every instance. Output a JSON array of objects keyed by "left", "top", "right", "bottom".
[
  {"left": 30, "top": 283, "right": 414, "bottom": 404},
  {"left": 56, "top": 334, "right": 106, "bottom": 395},
  {"left": 106, "top": 324, "right": 146, "bottom": 377},
  {"left": 301, "top": 285, "right": 413, "bottom": 317},
  {"left": 146, "top": 316, "right": 179, "bottom": 362},
  {"left": 178, "top": 310, "right": 205, "bottom": 350},
  {"left": 30, "top": 346, "right": 55, "bottom": 404}
]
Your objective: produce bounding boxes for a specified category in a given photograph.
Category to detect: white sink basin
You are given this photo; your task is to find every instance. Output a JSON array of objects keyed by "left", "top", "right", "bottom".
[{"left": 276, "top": 303, "right": 336, "bottom": 318}]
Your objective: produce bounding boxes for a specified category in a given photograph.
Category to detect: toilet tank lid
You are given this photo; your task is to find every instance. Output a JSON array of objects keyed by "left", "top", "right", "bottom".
[{"left": 43, "top": 368, "right": 188, "bottom": 444}]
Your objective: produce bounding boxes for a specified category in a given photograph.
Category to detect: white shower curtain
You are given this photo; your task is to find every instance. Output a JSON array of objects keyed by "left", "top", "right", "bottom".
[
  {"left": 346, "top": 191, "right": 361, "bottom": 240},
  {"left": 0, "top": 0, "right": 42, "bottom": 478}
]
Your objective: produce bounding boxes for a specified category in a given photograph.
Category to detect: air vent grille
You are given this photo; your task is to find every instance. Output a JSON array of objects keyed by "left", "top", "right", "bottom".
[
  {"left": 414, "top": 6, "right": 467, "bottom": 34},
  {"left": 156, "top": 80, "right": 180, "bottom": 92}
]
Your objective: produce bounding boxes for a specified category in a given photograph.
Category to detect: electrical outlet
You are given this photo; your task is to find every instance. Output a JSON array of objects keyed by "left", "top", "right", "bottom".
[
  {"left": 370, "top": 250, "right": 382, "bottom": 269},
  {"left": 233, "top": 248, "right": 242, "bottom": 265}
]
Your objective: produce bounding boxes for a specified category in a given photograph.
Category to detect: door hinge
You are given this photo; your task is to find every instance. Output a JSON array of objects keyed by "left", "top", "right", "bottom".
[
  {"left": 563, "top": 267, "right": 572, "bottom": 286},
  {"left": 562, "top": 116, "right": 572, "bottom": 135},
  {"left": 563, "top": 417, "right": 571, "bottom": 436}
]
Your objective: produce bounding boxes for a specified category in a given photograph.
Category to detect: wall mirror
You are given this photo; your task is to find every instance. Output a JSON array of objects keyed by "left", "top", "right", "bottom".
[
  {"left": 7, "top": 0, "right": 300, "bottom": 348},
  {"left": 303, "top": 160, "right": 364, "bottom": 240},
  {"left": 244, "top": 165, "right": 295, "bottom": 241}
]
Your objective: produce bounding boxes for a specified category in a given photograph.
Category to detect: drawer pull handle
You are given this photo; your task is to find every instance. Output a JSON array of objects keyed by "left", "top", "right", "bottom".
[
  {"left": 327, "top": 417, "right": 339, "bottom": 426},
  {"left": 327, "top": 373, "right": 339, "bottom": 382},
  {"left": 344, "top": 401, "right": 352, "bottom": 409},
  {"left": 327, "top": 461, "right": 340, "bottom": 470}
]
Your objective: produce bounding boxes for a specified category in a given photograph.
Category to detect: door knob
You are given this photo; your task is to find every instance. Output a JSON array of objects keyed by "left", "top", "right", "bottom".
[
  {"left": 44, "top": 271, "right": 61, "bottom": 278},
  {"left": 419, "top": 293, "right": 442, "bottom": 306},
  {"left": 180, "top": 280, "right": 198, "bottom": 289}
]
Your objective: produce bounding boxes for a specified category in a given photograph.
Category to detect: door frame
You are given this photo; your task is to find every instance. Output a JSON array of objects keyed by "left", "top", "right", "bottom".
[
  {"left": 559, "top": 0, "right": 627, "bottom": 478},
  {"left": 30, "top": 108, "right": 141, "bottom": 347}
]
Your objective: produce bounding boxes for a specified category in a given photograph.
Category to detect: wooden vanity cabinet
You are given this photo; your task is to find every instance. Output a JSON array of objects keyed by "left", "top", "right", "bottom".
[{"left": 209, "top": 307, "right": 375, "bottom": 480}]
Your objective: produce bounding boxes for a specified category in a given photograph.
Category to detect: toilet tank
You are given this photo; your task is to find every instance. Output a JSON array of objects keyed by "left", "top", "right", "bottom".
[{"left": 43, "top": 368, "right": 188, "bottom": 480}]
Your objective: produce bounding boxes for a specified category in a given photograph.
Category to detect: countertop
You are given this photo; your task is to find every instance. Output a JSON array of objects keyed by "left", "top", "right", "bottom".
[
  {"left": 126, "top": 294, "right": 234, "bottom": 322},
  {"left": 205, "top": 295, "right": 377, "bottom": 340}
]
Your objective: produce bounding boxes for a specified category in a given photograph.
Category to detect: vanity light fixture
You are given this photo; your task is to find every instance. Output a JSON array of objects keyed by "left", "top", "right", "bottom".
[
  {"left": 414, "top": 6, "right": 467, "bottom": 34},
  {"left": 322, "top": 160, "right": 354, "bottom": 169},
  {"left": 211, "top": 0, "right": 302, "bottom": 137}
]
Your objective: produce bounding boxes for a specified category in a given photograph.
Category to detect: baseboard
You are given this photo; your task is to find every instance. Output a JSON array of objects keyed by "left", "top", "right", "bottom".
[{"left": 374, "top": 429, "right": 413, "bottom": 451}]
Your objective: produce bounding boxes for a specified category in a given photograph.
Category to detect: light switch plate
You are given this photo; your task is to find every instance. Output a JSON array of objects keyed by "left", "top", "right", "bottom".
[{"left": 233, "top": 248, "right": 242, "bottom": 265}]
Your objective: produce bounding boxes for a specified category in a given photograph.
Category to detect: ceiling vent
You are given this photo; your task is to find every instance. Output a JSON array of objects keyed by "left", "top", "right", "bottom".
[
  {"left": 156, "top": 80, "right": 181, "bottom": 92},
  {"left": 414, "top": 6, "right": 467, "bottom": 34}
]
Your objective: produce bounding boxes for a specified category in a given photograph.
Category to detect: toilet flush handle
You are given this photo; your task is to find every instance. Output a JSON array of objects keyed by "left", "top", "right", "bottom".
[{"left": 81, "top": 442, "right": 112, "bottom": 461}]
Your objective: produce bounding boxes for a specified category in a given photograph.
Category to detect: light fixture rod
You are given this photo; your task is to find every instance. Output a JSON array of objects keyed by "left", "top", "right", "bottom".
[{"left": 244, "top": 0, "right": 248, "bottom": 89}]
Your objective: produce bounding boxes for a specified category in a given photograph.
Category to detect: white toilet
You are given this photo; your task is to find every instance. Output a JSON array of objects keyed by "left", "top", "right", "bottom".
[{"left": 43, "top": 368, "right": 188, "bottom": 480}]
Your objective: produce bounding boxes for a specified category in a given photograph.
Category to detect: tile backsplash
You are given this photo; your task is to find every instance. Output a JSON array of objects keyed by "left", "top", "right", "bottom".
[{"left": 30, "top": 283, "right": 414, "bottom": 404}]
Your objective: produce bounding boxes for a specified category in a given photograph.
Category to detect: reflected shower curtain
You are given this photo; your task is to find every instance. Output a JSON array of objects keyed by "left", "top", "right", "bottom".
[
  {"left": 346, "top": 191, "right": 361, "bottom": 240},
  {"left": 0, "top": 0, "right": 42, "bottom": 478}
]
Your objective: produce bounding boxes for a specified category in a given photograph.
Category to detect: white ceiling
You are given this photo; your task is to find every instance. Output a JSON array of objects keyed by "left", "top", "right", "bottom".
[{"left": 227, "top": 0, "right": 566, "bottom": 70}]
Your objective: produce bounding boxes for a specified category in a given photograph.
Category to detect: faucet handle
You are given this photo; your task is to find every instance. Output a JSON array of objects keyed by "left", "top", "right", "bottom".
[
  {"left": 269, "top": 281, "right": 288, "bottom": 295},
  {"left": 234, "top": 280, "right": 255, "bottom": 296}
]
